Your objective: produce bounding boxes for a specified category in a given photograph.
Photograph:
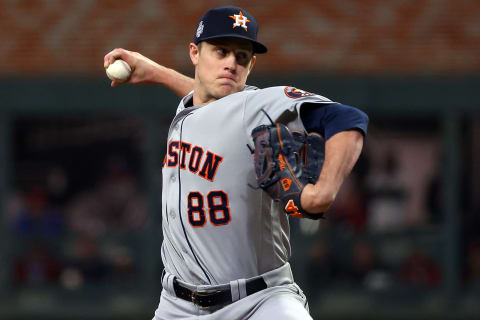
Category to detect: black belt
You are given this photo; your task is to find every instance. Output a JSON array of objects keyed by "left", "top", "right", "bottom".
[{"left": 163, "top": 272, "right": 267, "bottom": 308}]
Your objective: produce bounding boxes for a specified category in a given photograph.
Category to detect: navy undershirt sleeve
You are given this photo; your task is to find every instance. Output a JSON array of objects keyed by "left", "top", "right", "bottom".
[{"left": 300, "top": 103, "right": 369, "bottom": 140}]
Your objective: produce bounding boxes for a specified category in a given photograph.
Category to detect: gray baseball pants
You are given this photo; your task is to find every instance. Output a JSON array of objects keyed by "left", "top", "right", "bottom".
[{"left": 152, "top": 263, "right": 312, "bottom": 320}]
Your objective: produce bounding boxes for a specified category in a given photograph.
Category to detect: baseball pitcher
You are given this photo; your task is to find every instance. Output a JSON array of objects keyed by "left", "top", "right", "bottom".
[{"left": 104, "top": 6, "right": 368, "bottom": 320}]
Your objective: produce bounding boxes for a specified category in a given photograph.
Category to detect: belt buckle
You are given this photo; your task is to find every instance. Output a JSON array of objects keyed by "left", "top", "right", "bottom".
[{"left": 192, "top": 289, "right": 220, "bottom": 309}]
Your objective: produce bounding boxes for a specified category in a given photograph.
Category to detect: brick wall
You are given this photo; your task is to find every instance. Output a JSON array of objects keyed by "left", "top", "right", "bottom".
[{"left": 1, "top": 0, "right": 479, "bottom": 76}]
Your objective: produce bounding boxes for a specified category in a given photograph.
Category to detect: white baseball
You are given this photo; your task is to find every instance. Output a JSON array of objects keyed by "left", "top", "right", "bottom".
[{"left": 106, "top": 59, "right": 132, "bottom": 83}]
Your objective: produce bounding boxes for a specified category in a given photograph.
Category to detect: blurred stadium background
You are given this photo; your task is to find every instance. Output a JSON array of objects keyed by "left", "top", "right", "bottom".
[{"left": 0, "top": 0, "right": 479, "bottom": 319}]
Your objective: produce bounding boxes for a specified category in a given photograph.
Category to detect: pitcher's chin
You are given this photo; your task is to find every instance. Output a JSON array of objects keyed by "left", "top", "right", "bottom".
[{"left": 215, "top": 85, "right": 241, "bottom": 98}]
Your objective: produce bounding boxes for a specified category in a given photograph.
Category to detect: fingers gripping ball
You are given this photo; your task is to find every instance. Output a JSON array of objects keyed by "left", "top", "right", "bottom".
[
  {"left": 251, "top": 123, "right": 325, "bottom": 220},
  {"left": 106, "top": 59, "right": 132, "bottom": 83}
]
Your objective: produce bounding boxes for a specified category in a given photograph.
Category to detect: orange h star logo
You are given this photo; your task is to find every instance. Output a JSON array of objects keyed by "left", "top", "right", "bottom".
[{"left": 229, "top": 11, "right": 251, "bottom": 31}]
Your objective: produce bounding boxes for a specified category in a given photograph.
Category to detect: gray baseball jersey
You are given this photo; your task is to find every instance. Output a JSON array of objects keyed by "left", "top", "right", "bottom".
[{"left": 161, "top": 85, "right": 333, "bottom": 286}]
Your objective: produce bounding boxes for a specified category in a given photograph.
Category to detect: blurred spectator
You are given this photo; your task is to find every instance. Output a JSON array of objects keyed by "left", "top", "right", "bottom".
[
  {"left": 13, "top": 242, "right": 61, "bottom": 287},
  {"left": 61, "top": 236, "right": 136, "bottom": 288},
  {"left": 104, "top": 244, "right": 136, "bottom": 281},
  {"left": 11, "top": 187, "right": 64, "bottom": 239},
  {"left": 46, "top": 166, "right": 70, "bottom": 207},
  {"left": 344, "top": 238, "right": 392, "bottom": 291},
  {"left": 398, "top": 246, "right": 441, "bottom": 287},
  {"left": 349, "top": 239, "right": 377, "bottom": 282},
  {"left": 365, "top": 150, "right": 408, "bottom": 232},
  {"left": 67, "top": 236, "right": 111, "bottom": 284},
  {"left": 65, "top": 191, "right": 107, "bottom": 238},
  {"left": 96, "top": 156, "right": 146, "bottom": 230},
  {"left": 65, "top": 156, "right": 146, "bottom": 237}
]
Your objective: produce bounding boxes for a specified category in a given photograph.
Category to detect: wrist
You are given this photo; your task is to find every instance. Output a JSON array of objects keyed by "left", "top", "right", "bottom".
[
  {"left": 148, "top": 62, "right": 169, "bottom": 85},
  {"left": 300, "top": 183, "right": 335, "bottom": 214}
]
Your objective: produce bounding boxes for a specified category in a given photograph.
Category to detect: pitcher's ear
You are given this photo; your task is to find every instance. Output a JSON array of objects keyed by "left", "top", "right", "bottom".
[
  {"left": 190, "top": 43, "right": 200, "bottom": 65},
  {"left": 248, "top": 55, "right": 256, "bottom": 75}
]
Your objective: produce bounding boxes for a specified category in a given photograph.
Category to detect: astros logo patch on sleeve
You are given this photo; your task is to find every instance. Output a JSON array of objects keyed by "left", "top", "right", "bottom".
[{"left": 284, "top": 86, "right": 315, "bottom": 99}]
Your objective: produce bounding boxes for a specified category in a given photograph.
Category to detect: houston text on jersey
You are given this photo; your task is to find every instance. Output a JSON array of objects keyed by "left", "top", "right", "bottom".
[{"left": 164, "top": 140, "right": 223, "bottom": 182}]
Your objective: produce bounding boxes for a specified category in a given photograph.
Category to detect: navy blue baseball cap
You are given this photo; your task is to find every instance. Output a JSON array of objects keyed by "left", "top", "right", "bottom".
[{"left": 193, "top": 6, "right": 268, "bottom": 54}]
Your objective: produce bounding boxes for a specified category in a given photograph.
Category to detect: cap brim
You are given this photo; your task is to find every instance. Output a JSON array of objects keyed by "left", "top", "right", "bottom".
[{"left": 196, "top": 34, "right": 268, "bottom": 54}]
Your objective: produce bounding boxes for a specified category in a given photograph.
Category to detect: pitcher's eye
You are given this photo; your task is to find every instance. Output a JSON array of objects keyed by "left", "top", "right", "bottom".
[
  {"left": 216, "top": 48, "right": 228, "bottom": 56},
  {"left": 236, "top": 52, "right": 251, "bottom": 65}
]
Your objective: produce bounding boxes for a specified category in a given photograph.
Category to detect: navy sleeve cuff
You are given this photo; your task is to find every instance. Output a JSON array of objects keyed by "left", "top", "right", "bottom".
[{"left": 300, "top": 103, "right": 369, "bottom": 140}]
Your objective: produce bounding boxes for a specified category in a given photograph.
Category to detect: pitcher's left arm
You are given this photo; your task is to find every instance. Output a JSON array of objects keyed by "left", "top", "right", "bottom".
[{"left": 299, "top": 103, "right": 368, "bottom": 216}]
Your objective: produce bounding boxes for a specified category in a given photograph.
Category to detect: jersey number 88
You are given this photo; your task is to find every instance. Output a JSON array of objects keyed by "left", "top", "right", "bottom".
[{"left": 187, "top": 191, "right": 231, "bottom": 227}]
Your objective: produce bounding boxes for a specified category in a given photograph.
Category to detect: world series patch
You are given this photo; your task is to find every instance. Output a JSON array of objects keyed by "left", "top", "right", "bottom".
[{"left": 284, "top": 86, "right": 315, "bottom": 99}]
